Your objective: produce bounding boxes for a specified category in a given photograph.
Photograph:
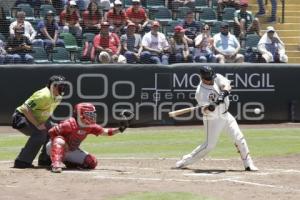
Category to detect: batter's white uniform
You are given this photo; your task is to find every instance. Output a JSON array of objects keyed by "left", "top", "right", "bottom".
[{"left": 176, "top": 74, "right": 258, "bottom": 170}]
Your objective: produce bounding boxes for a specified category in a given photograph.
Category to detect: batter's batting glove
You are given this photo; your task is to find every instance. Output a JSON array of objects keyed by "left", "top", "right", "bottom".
[{"left": 215, "top": 90, "right": 229, "bottom": 105}]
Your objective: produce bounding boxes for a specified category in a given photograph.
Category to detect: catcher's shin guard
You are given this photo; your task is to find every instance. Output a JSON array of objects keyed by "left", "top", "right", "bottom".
[
  {"left": 51, "top": 136, "right": 66, "bottom": 169},
  {"left": 82, "top": 154, "right": 98, "bottom": 169}
]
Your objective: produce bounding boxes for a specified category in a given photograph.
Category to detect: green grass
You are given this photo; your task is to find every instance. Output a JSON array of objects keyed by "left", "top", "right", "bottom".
[
  {"left": 110, "top": 192, "right": 215, "bottom": 200},
  {"left": 0, "top": 127, "right": 300, "bottom": 160}
]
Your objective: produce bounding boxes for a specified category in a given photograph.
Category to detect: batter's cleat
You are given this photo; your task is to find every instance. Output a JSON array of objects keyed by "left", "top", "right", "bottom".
[
  {"left": 245, "top": 163, "right": 259, "bottom": 171},
  {"left": 51, "top": 166, "right": 62, "bottom": 173},
  {"left": 175, "top": 160, "right": 186, "bottom": 169},
  {"left": 14, "top": 159, "right": 34, "bottom": 169}
]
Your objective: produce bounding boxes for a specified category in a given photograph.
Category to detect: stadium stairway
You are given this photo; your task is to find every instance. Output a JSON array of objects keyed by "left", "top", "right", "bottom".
[{"left": 248, "top": 0, "right": 300, "bottom": 63}]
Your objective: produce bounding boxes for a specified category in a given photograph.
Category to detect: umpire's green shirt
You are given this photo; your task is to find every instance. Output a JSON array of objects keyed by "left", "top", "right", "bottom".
[{"left": 17, "top": 87, "right": 61, "bottom": 125}]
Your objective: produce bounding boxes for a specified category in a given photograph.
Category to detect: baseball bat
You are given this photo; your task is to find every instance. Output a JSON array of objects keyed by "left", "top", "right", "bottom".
[{"left": 168, "top": 106, "right": 200, "bottom": 118}]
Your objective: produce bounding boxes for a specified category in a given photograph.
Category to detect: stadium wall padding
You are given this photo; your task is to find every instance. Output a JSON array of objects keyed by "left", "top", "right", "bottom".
[{"left": 1, "top": 64, "right": 300, "bottom": 126}]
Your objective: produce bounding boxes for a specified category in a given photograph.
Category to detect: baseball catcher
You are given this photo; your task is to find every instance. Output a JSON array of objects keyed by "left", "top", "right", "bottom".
[
  {"left": 175, "top": 66, "right": 258, "bottom": 171},
  {"left": 47, "top": 103, "right": 132, "bottom": 173}
]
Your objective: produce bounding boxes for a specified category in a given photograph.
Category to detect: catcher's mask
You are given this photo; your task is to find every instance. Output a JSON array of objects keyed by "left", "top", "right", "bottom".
[
  {"left": 74, "top": 103, "right": 97, "bottom": 125},
  {"left": 199, "top": 66, "right": 216, "bottom": 81}
]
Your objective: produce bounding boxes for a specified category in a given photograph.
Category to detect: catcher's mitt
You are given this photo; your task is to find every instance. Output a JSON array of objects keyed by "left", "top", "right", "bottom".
[{"left": 119, "top": 110, "right": 135, "bottom": 130}]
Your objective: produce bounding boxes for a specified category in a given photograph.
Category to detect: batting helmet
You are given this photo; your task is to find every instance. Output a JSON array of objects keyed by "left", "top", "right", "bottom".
[
  {"left": 47, "top": 75, "right": 66, "bottom": 96},
  {"left": 74, "top": 103, "right": 97, "bottom": 125},
  {"left": 199, "top": 66, "right": 216, "bottom": 81}
]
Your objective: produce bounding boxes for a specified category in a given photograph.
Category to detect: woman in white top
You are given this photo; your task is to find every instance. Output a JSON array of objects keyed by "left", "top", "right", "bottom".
[
  {"left": 169, "top": 25, "right": 192, "bottom": 64},
  {"left": 194, "top": 24, "right": 215, "bottom": 63}
]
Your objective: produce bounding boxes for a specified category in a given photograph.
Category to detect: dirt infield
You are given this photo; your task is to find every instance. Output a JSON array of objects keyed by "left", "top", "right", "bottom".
[{"left": 1, "top": 155, "right": 300, "bottom": 200}]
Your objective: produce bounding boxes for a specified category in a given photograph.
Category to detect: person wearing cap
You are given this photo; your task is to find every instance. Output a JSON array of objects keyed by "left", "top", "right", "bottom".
[
  {"left": 234, "top": 2, "right": 260, "bottom": 40},
  {"left": 126, "top": 0, "right": 150, "bottom": 34},
  {"left": 12, "top": 75, "right": 67, "bottom": 168},
  {"left": 60, "top": 1, "right": 82, "bottom": 39},
  {"left": 105, "top": 0, "right": 128, "bottom": 36},
  {"left": 213, "top": 22, "right": 244, "bottom": 63},
  {"left": 140, "top": 21, "right": 170, "bottom": 64},
  {"left": 120, "top": 22, "right": 142, "bottom": 63},
  {"left": 258, "top": 26, "right": 287, "bottom": 63},
  {"left": 9, "top": 11, "right": 43, "bottom": 47},
  {"left": 169, "top": 25, "right": 192, "bottom": 64},
  {"left": 37, "top": 10, "right": 65, "bottom": 51},
  {"left": 82, "top": 1, "right": 103, "bottom": 34},
  {"left": 93, "top": 21, "right": 125, "bottom": 63},
  {"left": 6, "top": 25, "right": 34, "bottom": 64},
  {"left": 194, "top": 24, "right": 215, "bottom": 63}
]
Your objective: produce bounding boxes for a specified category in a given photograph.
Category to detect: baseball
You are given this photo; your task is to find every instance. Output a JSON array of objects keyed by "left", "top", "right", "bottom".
[{"left": 254, "top": 108, "right": 261, "bottom": 114}]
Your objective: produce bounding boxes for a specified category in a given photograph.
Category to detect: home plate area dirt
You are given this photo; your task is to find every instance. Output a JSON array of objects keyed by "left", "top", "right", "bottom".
[{"left": 1, "top": 155, "right": 300, "bottom": 200}]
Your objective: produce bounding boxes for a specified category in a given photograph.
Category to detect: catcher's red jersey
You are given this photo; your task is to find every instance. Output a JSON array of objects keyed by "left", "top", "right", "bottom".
[{"left": 49, "top": 117, "right": 104, "bottom": 151}]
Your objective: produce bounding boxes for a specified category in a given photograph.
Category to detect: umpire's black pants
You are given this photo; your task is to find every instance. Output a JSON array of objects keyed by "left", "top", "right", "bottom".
[{"left": 12, "top": 111, "right": 54, "bottom": 165}]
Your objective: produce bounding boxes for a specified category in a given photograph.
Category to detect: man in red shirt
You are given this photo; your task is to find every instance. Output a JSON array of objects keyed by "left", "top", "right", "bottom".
[
  {"left": 126, "top": 0, "right": 150, "bottom": 33},
  {"left": 93, "top": 21, "right": 125, "bottom": 63}
]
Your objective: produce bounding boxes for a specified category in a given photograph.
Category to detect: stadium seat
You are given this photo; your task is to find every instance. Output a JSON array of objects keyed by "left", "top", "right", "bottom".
[
  {"left": 0, "top": 33, "right": 6, "bottom": 42},
  {"left": 199, "top": 7, "right": 217, "bottom": 24},
  {"left": 245, "top": 34, "right": 261, "bottom": 50},
  {"left": 195, "top": 0, "right": 209, "bottom": 12},
  {"left": 222, "top": 7, "right": 235, "bottom": 25},
  {"left": 31, "top": 47, "right": 50, "bottom": 64},
  {"left": 51, "top": 47, "right": 73, "bottom": 63},
  {"left": 83, "top": 32, "right": 95, "bottom": 43},
  {"left": 123, "top": 0, "right": 132, "bottom": 8},
  {"left": 149, "top": 7, "right": 172, "bottom": 25},
  {"left": 39, "top": 4, "right": 56, "bottom": 18},
  {"left": 17, "top": 4, "right": 35, "bottom": 21},
  {"left": 211, "top": 21, "right": 222, "bottom": 35},
  {"left": 146, "top": 0, "right": 165, "bottom": 9},
  {"left": 175, "top": 7, "right": 192, "bottom": 20},
  {"left": 60, "top": 32, "right": 79, "bottom": 51}
]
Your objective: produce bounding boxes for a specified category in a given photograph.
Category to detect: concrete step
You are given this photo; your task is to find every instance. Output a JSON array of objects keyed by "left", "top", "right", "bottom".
[
  {"left": 284, "top": 17, "right": 300, "bottom": 23},
  {"left": 288, "top": 57, "right": 300, "bottom": 63},
  {"left": 281, "top": 37, "right": 300, "bottom": 43},
  {"left": 277, "top": 11, "right": 300, "bottom": 17},
  {"left": 286, "top": 51, "right": 300, "bottom": 57},
  {"left": 261, "top": 23, "right": 300, "bottom": 30},
  {"left": 268, "top": 30, "right": 300, "bottom": 37},
  {"left": 248, "top": 0, "right": 298, "bottom": 3},
  {"left": 249, "top": 4, "right": 300, "bottom": 12},
  {"left": 286, "top": 44, "right": 300, "bottom": 51}
]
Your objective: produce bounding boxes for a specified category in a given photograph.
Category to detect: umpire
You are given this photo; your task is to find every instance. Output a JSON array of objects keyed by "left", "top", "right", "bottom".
[{"left": 12, "top": 75, "right": 67, "bottom": 168}]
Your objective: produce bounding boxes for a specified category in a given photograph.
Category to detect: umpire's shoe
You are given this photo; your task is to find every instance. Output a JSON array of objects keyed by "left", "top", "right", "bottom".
[{"left": 14, "top": 159, "right": 34, "bottom": 169}]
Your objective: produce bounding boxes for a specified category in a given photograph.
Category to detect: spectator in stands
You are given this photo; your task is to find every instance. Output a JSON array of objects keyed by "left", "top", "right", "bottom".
[
  {"left": 256, "top": 0, "right": 277, "bottom": 23},
  {"left": 105, "top": 0, "right": 128, "bottom": 36},
  {"left": 126, "top": 0, "right": 150, "bottom": 34},
  {"left": 194, "top": 24, "right": 215, "bottom": 63},
  {"left": 61, "top": 0, "right": 87, "bottom": 11},
  {"left": 169, "top": 25, "right": 192, "bottom": 64},
  {"left": 120, "top": 22, "right": 142, "bottom": 64},
  {"left": 181, "top": 11, "right": 201, "bottom": 49},
  {"left": 6, "top": 25, "right": 34, "bottom": 64},
  {"left": 217, "top": 0, "right": 240, "bottom": 20},
  {"left": 258, "top": 26, "right": 288, "bottom": 63},
  {"left": 10, "top": 11, "right": 43, "bottom": 47},
  {"left": 140, "top": 21, "right": 170, "bottom": 64},
  {"left": 234, "top": 2, "right": 260, "bottom": 40},
  {"left": 169, "top": 0, "right": 195, "bottom": 11},
  {"left": 98, "top": 0, "right": 111, "bottom": 12},
  {"left": 60, "top": 0, "right": 82, "bottom": 39},
  {"left": 213, "top": 22, "right": 244, "bottom": 63},
  {"left": 93, "top": 21, "right": 125, "bottom": 63},
  {"left": 37, "top": 10, "right": 65, "bottom": 51},
  {"left": 0, "top": 40, "right": 7, "bottom": 64},
  {"left": 82, "top": 1, "right": 103, "bottom": 34},
  {"left": 0, "top": 6, "right": 10, "bottom": 38}
]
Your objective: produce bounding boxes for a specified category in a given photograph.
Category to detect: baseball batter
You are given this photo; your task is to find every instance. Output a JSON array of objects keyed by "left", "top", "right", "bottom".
[
  {"left": 176, "top": 66, "right": 258, "bottom": 171},
  {"left": 47, "top": 103, "right": 129, "bottom": 173}
]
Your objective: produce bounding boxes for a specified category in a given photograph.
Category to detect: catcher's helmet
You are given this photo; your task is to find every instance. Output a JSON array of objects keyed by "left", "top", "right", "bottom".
[
  {"left": 74, "top": 103, "right": 97, "bottom": 125},
  {"left": 199, "top": 66, "right": 216, "bottom": 81}
]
